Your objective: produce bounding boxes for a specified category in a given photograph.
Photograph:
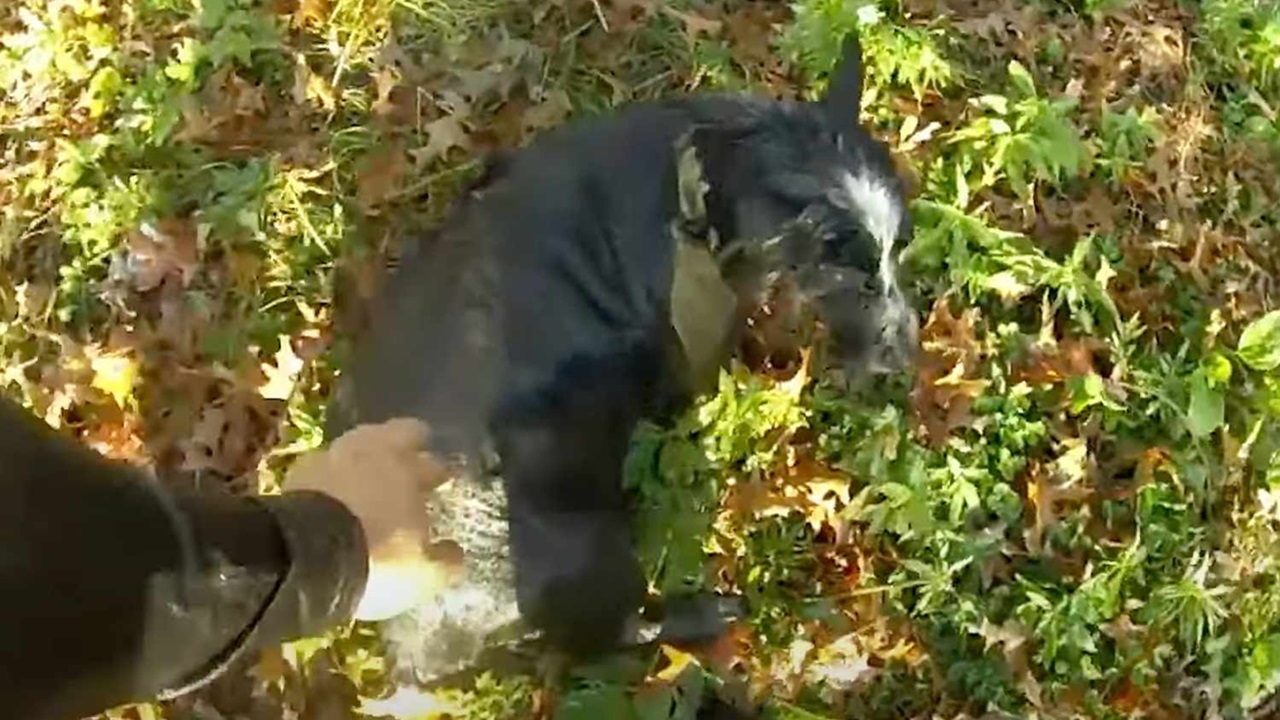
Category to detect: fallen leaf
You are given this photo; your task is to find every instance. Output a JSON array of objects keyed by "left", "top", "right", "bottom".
[
  {"left": 250, "top": 646, "right": 289, "bottom": 690},
  {"left": 259, "top": 335, "right": 305, "bottom": 401},
  {"left": 721, "top": 476, "right": 810, "bottom": 521},
  {"left": 976, "top": 618, "right": 1027, "bottom": 654},
  {"left": 804, "top": 633, "right": 874, "bottom": 693},
  {"left": 183, "top": 404, "right": 229, "bottom": 474},
  {"left": 371, "top": 65, "right": 400, "bottom": 118},
  {"left": 521, "top": 89, "right": 573, "bottom": 134},
  {"left": 305, "top": 71, "right": 337, "bottom": 112},
  {"left": 119, "top": 218, "right": 200, "bottom": 291},
  {"left": 89, "top": 349, "right": 138, "bottom": 409},
  {"left": 413, "top": 115, "right": 471, "bottom": 164},
  {"left": 910, "top": 299, "right": 986, "bottom": 444},
  {"left": 1108, "top": 679, "right": 1146, "bottom": 713},
  {"left": 82, "top": 406, "right": 148, "bottom": 464},
  {"left": 180, "top": 388, "right": 284, "bottom": 487},
  {"left": 725, "top": 4, "right": 780, "bottom": 67},
  {"left": 662, "top": 6, "right": 724, "bottom": 42},
  {"left": 655, "top": 644, "right": 699, "bottom": 682},
  {"left": 1019, "top": 336, "right": 1101, "bottom": 386},
  {"left": 293, "top": 0, "right": 328, "bottom": 27},
  {"left": 603, "top": 0, "right": 657, "bottom": 33},
  {"left": 293, "top": 54, "right": 335, "bottom": 111},
  {"left": 1025, "top": 442, "right": 1095, "bottom": 555},
  {"left": 229, "top": 73, "right": 267, "bottom": 116},
  {"left": 357, "top": 142, "right": 410, "bottom": 208}
]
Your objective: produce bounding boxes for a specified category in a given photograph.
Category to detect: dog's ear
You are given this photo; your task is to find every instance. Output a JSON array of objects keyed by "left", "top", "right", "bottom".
[{"left": 821, "top": 33, "right": 864, "bottom": 134}]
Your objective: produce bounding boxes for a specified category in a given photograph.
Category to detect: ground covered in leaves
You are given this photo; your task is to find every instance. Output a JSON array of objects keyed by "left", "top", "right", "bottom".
[{"left": 4, "top": 0, "right": 1280, "bottom": 717}]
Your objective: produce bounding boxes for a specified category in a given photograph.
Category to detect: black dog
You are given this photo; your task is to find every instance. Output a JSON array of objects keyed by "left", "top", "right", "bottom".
[{"left": 329, "top": 35, "right": 916, "bottom": 665}]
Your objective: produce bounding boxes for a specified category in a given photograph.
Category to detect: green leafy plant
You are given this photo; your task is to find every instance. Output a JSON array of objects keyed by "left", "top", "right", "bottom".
[
  {"left": 785, "top": 0, "right": 954, "bottom": 101},
  {"left": 1093, "top": 106, "right": 1161, "bottom": 189},
  {"left": 948, "top": 61, "right": 1088, "bottom": 202}
]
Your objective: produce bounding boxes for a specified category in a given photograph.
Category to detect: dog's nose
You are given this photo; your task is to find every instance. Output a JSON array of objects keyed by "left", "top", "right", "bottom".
[{"left": 874, "top": 309, "right": 919, "bottom": 373}]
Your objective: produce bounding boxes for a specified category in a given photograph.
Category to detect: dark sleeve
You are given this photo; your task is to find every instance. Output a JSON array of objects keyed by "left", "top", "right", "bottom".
[{"left": 0, "top": 397, "right": 369, "bottom": 720}]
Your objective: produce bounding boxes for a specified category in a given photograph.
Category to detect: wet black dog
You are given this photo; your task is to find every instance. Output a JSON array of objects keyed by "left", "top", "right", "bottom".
[{"left": 330, "top": 35, "right": 916, "bottom": 660}]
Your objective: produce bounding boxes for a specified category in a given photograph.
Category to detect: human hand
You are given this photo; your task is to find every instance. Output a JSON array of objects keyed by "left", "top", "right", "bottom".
[{"left": 285, "top": 418, "right": 452, "bottom": 621}]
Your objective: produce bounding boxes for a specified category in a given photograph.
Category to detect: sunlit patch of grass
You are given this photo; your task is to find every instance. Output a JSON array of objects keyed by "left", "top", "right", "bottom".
[{"left": 1198, "top": 0, "right": 1280, "bottom": 92}]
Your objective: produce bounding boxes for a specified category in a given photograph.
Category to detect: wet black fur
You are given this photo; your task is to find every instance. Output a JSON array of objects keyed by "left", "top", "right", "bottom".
[{"left": 331, "top": 36, "right": 914, "bottom": 657}]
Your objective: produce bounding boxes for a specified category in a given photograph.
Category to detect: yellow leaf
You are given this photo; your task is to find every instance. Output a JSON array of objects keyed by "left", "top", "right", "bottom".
[
  {"left": 655, "top": 643, "right": 699, "bottom": 681},
  {"left": 984, "top": 270, "right": 1031, "bottom": 301},
  {"left": 105, "top": 703, "right": 160, "bottom": 720},
  {"left": 293, "top": 54, "right": 335, "bottom": 111},
  {"left": 282, "top": 634, "right": 330, "bottom": 670},
  {"left": 90, "top": 352, "right": 138, "bottom": 408},
  {"left": 307, "top": 72, "right": 338, "bottom": 111}
]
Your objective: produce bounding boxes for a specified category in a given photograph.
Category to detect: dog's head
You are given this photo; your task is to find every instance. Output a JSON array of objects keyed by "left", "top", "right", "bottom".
[{"left": 695, "top": 35, "right": 917, "bottom": 377}]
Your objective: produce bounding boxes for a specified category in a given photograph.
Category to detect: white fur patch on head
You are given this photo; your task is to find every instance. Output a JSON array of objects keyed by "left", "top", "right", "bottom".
[{"left": 839, "top": 170, "right": 904, "bottom": 295}]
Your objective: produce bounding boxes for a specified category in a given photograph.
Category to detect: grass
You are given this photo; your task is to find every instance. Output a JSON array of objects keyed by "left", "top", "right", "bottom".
[{"left": 3, "top": 0, "right": 1280, "bottom": 718}]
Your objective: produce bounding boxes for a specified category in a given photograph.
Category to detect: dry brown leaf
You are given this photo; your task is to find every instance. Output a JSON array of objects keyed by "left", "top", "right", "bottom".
[
  {"left": 725, "top": 4, "right": 780, "bottom": 68},
  {"left": 662, "top": 6, "right": 724, "bottom": 42},
  {"left": 173, "top": 95, "right": 217, "bottom": 144},
  {"left": 183, "top": 403, "right": 229, "bottom": 474},
  {"left": 603, "top": 0, "right": 657, "bottom": 33},
  {"left": 413, "top": 115, "right": 470, "bottom": 165},
  {"left": 1108, "top": 679, "right": 1147, "bottom": 714},
  {"left": 1134, "top": 446, "right": 1171, "bottom": 487},
  {"left": 521, "top": 90, "right": 573, "bottom": 134},
  {"left": 180, "top": 389, "right": 284, "bottom": 488},
  {"left": 722, "top": 476, "right": 810, "bottom": 521},
  {"left": 291, "top": 54, "right": 336, "bottom": 112},
  {"left": 250, "top": 646, "right": 289, "bottom": 690},
  {"left": 977, "top": 618, "right": 1027, "bottom": 654},
  {"left": 293, "top": 0, "right": 328, "bottom": 27},
  {"left": 804, "top": 633, "right": 874, "bottom": 694},
  {"left": 371, "top": 65, "right": 400, "bottom": 118},
  {"left": 229, "top": 73, "right": 267, "bottom": 116},
  {"left": 1018, "top": 336, "right": 1101, "bottom": 386},
  {"left": 1025, "top": 440, "right": 1095, "bottom": 555},
  {"left": 722, "top": 456, "right": 850, "bottom": 533},
  {"left": 356, "top": 142, "right": 410, "bottom": 208},
  {"left": 1100, "top": 613, "right": 1141, "bottom": 642},
  {"left": 476, "top": 96, "right": 533, "bottom": 150},
  {"left": 122, "top": 218, "right": 200, "bottom": 292},
  {"left": 82, "top": 408, "right": 148, "bottom": 464},
  {"left": 910, "top": 299, "right": 986, "bottom": 444}
]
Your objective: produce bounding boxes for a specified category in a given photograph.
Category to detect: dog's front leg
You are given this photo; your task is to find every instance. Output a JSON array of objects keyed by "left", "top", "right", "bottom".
[{"left": 493, "top": 349, "right": 653, "bottom": 658}]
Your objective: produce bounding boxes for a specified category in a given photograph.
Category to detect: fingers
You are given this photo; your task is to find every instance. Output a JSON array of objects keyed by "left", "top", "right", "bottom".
[
  {"left": 365, "top": 417, "right": 432, "bottom": 452},
  {"left": 331, "top": 418, "right": 431, "bottom": 459},
  {"left": 415, "top": 450, "right": 449, "bottom": 491}
]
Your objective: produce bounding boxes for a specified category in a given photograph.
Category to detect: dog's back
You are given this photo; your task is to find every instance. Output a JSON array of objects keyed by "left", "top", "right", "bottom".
[{"left": 331, "top": 95, "right": 769, "bottom": 461}]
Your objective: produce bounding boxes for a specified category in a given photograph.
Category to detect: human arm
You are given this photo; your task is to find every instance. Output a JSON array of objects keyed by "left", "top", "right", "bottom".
[{"left": 0, "top": 397, "right": 441, "bottom": 720}]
